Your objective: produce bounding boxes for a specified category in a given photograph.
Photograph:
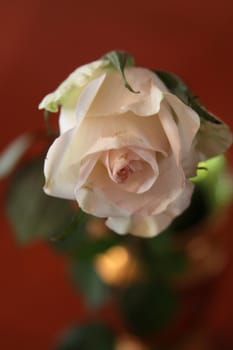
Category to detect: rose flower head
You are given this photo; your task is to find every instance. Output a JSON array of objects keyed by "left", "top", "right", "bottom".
[{"left": 39, "top": 51, "right": 232, "bottom": 238}]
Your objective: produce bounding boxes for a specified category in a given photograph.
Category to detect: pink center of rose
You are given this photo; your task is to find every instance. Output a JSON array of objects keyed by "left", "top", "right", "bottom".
[
  {"left": 115, "top": 164, "right": 133, "bottom": 183},
  {"left": 103, "top": 148, "right": 148, "bottom": 187},
  {"left": 111, "top": 155, "right": 144, "bottom": 184}
]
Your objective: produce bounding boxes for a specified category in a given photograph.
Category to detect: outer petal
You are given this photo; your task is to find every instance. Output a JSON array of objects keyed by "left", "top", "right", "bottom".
[
  {"left": 196, "top": 119, "right": 232, "bottom": 161},
  {"left": 165, "top": 92, "right": 200, "bottom": 152},
  {"left": 44, "top": 129, "right": 77, "bottom": 199},
  {"left": 76, "top": 185, "right": 130, "bottom": 217},
  {"left": 59, "top": 72, "right": 107, "bottom": 134},
  {"left": 38, "top": 59, "right": 108, "bottom": 112},
  {"left": 158, "top": 100, "right": 181, "bottom": 165},
  {"left": 59, "top": 107, "right": 77, "bottom": 134},
  {"left": 149, "top": 72, "right": 169, "bottom": 92},
  {"left": 84, "top": 67, "right": 164, "bottom": 118},
  {"left": 181, "top": 141, "right": 200, "bottom": 177},
  {"left": 75, "top": 73, "right": 107, "bottom": 129},
  {"left": 162, "top": 93, "right": 200, "bottom": 176},
  {"left": 75, "top": 153, "right": 185, "bottom": 217},
  {"left": 106, "top": 181, "right": 194, "bottom": 237}
]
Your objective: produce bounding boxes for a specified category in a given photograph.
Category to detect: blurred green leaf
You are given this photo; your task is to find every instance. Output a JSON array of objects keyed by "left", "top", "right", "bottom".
[
  {"left": 141, "top": 231, "right": 188, "bottom": 278},
  {"left": 56, "top": 322, "right": 115, "bottom": 350},
  {"left": 76, "top": 238, "right": 119, "bottom": 260},
  {"left": 118, "top": 280, "right": 178, "bottom": 334},
  {"left": 6, "top": 157, "right": 74, "bottom": 243},
  {"left": 51, "top": 209, "right": 89, "bottom": 251},
  {"left": 193, "top": 156, "right": 233, "bottom": 211},
  {"left": 144, "top": 230, "right": 173, "bottom": 253},
  {"left": 52, "top": 211, "right": 119, "bottom": 260},
  {"left": 70, "top": 261, "right": 109, "bottom": 306}
]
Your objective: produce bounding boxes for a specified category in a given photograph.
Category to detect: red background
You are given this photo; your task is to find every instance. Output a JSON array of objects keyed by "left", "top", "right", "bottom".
[{"left": 1, "top": 0, "right": 233, "bottom": 349}]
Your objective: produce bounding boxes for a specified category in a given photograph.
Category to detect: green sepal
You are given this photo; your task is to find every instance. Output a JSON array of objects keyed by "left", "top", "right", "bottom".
[
  {"left": 104, "top": 50, "right": 139, "bottom": 93},
  {"left": 155, "top": 70, "right": 222, "bottom": 125}
]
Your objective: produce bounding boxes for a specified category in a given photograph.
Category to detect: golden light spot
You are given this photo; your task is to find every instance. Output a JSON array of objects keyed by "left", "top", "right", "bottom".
[
  {"left": 95, "top": 245, "right": 140, "bottom": 286},
  {"left": 115, "top": 335, "right": 149, "bottom": 350}
]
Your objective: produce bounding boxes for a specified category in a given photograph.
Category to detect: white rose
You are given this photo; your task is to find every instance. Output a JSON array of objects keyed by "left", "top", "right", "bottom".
[{"left": 39, "top": 59, "right": 232, "bottom": 237}]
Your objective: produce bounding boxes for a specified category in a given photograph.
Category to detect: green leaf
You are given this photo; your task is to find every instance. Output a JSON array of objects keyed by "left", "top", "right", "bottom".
[
  {"left": 104, "top": 50, "right": 139, "bottom": 93},
  {"left": 192, "top": 156, "right": 233, "bottom": 211},
  {"left": 56, "top": 322, "right": 115, "bottom": 350},
  {"left": 76, "top": 238, "right": 119, "bottom": 260},
  {"left": 51, "top": 209, "right": 89, "bottom": 244},
  {"left": 141, "top": 231, "right": 188, "bottom": 278},
  {"left": 118, "top": 280, "right": 178, "bottom": 334},
  {"left": 155, "top": 70, "right": 222, "bottom": 124},
  {"left": 6, "top": 157, "right": 74, "bottom": 243},
  {"left": 52, "top": 211, "right": 118, "bottom": 259},
  {"left": 70, "top": 261, "right": 109, "bottom": 307}
]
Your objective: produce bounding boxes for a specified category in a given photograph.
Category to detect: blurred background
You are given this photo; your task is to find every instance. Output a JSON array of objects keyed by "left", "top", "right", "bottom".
[{"left": 1, "top": 0, "right": 233, "bottom": 349}]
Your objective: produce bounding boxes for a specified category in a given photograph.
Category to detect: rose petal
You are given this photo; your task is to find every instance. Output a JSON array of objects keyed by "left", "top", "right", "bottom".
[
  {"left": 196, "top": 119, "right": 232, "bottom": 161},
  {"left": 85, "top": 68, "right": 164, "bottom": 118},
  {"left": 44, "top": 129, "right": 77, "bottom": 199},
  {"left": 79, "top": 113, "right": 169, "bottom": 158},
  {"left": 76, "top": 152, "right": 100, "bottom": 189},
  {"left": 181, "top": 141, "right": 200, "bottom": 177},
  {"left": 158, "top": 100, "right": 181, "bottom": 164},
  {"left": 106, "top": 181, "right": 194, "bottom": 237},
  {"left": 44, "top": 111, "right": 170, "bottom": 199},
  {"left": 102, "top": 147, "right": 159, "bottom": 193},
  {"left": 150, "top": 72, "right": 170, "bottom": 92},
  {"left": 75, "top": 73, "right": 107, "bottom": 128},
  {"left": 75, "top": 153, "right": 185, "bottom": 217},
  {"left": 164, "top": 92, "right": 200, "bottom": 175},
  {"left": 76, "top": 185, "right": 129, "bottom": 217},
  {"left": 165, "top": 92, "right": 200, "bottom": 152},
  {"left": 38, "top": 59, "right": 108, "bottom": 112},
  {"left": 59, "top": 106, "right": 77, "bottom": 134}
]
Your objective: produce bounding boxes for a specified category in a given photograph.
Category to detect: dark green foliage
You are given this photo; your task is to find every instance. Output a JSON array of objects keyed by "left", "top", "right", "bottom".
[
  {"left": 56, "top": 322, "right": 115, "bottom": 350},
  {"left": 141, "top": 231, "right": 188, "bottom": 278},
  {"left": 6, "top": 157, "right": 74, "bottom": 243},
  {"left": 70, "top": 261, "right": 109, "bottom": 307},
  {"left": 118, "top": 281, "right": 178, "bottom": 334},
  {"left": 52, "top": 210, "right": 119, "bottom": 259},
  {"left": 155, "top": 70, "right": 222, "bottom": 124}
]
